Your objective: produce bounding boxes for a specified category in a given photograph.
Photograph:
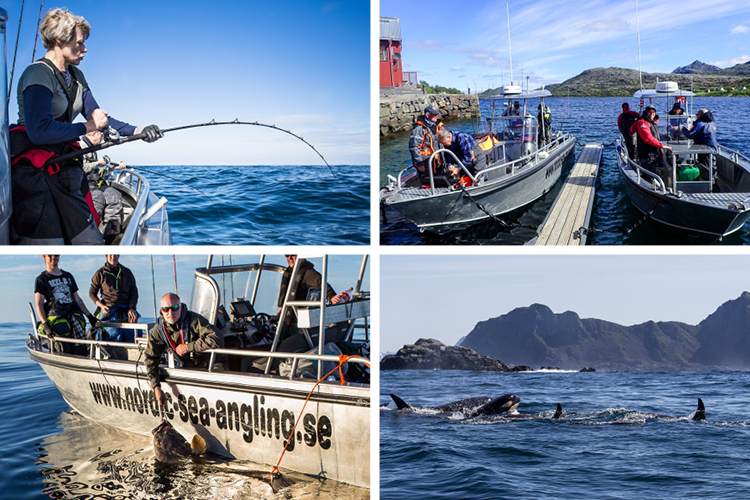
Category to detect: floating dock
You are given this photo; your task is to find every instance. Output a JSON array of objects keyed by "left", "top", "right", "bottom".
[{"left": 532, "top": 143, "right": 603, "bottom": 246}]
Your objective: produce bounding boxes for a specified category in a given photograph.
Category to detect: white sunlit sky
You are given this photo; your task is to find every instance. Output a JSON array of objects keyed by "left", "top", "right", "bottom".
[
  {"left": 381, "top": 254, "right": 750, "bottom": 355},
  {"left": 2, "top": 0, "right": 370, "bottom": 166},
  {"left": 380, "top": 0, "right": 750, "bottom": 93},
  {"left": 0, "top": 254, "right": 369, "bottom": 324}
]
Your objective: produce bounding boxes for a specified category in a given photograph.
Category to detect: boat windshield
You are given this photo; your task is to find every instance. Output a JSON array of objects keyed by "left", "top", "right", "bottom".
[
  {"left": 191, "top": 262, "right": 286, "bottom": 324},
  {"left": 484, "top": 113, "right": 539, "bottom": 162}
]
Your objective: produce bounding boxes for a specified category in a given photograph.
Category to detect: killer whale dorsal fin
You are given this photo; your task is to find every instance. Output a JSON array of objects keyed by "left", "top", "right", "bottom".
[
  {"left": 692, "top": 398, "right": 706, "bottom": 421},
  {"left": 553, "top": 403, "right": 563, "bottom": 419},
  {"left": 390, "top": 393, "right": 412, "bottom": 410}
]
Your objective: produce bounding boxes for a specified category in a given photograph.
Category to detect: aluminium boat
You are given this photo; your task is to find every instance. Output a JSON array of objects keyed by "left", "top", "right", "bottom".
[
  {"left": 616, "top": 81, "right": 750, "bottom": 238},
  {"left": 380, "top": 87, "right": 576, "bottom": 234},
  {"left": 26, "top": 255, "right": 370, "bottom": 488}
]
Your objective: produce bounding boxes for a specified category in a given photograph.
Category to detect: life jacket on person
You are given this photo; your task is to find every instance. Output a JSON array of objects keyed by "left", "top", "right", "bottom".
[
  {"left": 10, "top": 59, "right": 82, "bottom": 173},
  {"left": 156, "top": 309, "right": 193, "bottom": 361},
  {"left": 631, "top": 115, "right": 663, "bottom": 164},
  {"left": 415, "top": 119, "right": 444, "bottom": 171}
]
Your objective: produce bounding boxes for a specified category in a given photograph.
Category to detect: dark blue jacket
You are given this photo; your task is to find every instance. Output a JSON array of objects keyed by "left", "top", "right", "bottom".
[
  {"left": 683, "top": 115, "right": 717, "bottom": 151},
  {"left": 446, "top": 131, "right": 478, "bottom": 167}
]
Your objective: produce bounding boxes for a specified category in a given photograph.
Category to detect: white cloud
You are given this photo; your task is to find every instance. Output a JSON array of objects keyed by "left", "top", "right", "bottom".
[
  {"left": 708, "top": 54, "right": 750, "bottom": 67},
  {"left": 731, "top": 25, "right": 750, "bottom": 34}
]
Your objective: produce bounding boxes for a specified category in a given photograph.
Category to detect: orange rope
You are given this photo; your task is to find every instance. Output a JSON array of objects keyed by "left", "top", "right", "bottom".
[{"left": 268, "top": 354, "right": 370, "bottom": 483}]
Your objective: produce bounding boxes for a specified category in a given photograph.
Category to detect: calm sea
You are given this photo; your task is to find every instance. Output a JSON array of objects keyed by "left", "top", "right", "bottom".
[
  {"left": 380, "top": 97, "right": 750, "bottom": 244},
  {"left": 139, "top": 164, "right": 369, "bottom": 245},
  {"left": 381, "top": 369, "right": 750, "bottom": 499},
  {"left": 0, "top": 324, "right": 367, "bottom": 499}
]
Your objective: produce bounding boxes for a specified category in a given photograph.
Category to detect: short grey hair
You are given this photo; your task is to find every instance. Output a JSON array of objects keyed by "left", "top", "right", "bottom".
[
  {"left": 40, "top": 8, "right": 91, "bottom": 49},
  {"left": 437, "top": 130, "right": 452, "bottom": 142}
]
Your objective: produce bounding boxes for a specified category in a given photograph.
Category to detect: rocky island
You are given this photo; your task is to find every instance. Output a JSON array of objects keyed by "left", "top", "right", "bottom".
[{"left": 380, "top": 338, "right": 510, "bottom": 371}]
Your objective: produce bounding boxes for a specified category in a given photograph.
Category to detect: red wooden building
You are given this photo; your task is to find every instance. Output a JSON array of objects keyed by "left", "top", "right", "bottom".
[{"left": 380, "top": 17, "right": 403, "bottom": 87}]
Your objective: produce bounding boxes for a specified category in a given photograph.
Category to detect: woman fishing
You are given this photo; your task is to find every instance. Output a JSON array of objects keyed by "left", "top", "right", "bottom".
[{"left": 9, "top": 7, "right": 162, "bottom": 245}]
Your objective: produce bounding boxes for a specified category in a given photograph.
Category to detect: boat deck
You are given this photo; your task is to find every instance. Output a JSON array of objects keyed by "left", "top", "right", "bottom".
[
  {"left": 394, "top": 185, "right": 453, "bottom": 200},
  {"left": 532, "top": 143, "right": 603, "bottom": 246}
]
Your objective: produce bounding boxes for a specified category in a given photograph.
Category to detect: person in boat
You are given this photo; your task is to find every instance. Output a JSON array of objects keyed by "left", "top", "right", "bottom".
[
  {"left": 504, "top": 101, "right": 521, "bottom": 117},
  {"left": 9, "top": 8, "right": 163, "bottom": 245},
  {"left": 259, "top": 255, "right": 347, "bottom": 372},
  {"left": 667, "top": 102, "right": 686, "bottom": 140},
  {"left": 682, "top": 109, "right": 718, "bottom": 151},
  {"left": 630, "top": 104, "right": 673, "bottom": 186},
  {"left": 80, "top": 131, "right": 127, "bottom": 244},
  {"left": 668, "top": 102, "right": 684, "bottom": 115},
  {"left": 409, "top": 105, "right": 444, "bottom": 186},
  {"left": 682, "top": 108, "right": 718, "bottom": 169},
  {"left": 537, "top": 104, "right": 552, "bottom": 147},
  {"left": 146, "top": 293, "right": 225, "bottom": 406},
  {"left": 436, "top": 129, "right": 486, "bottom": 180},
  {"left": 34, "top": 254, "right": 99, "bottom": 355},
  {"left": 617, "top": 102, "right": 639, "bottom": 159},
  {"left": 89, "top": 255, "right": 139, "bottom": 353}
]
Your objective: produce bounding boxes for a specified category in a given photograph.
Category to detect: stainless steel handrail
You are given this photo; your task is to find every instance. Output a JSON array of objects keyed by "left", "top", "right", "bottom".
[{"left": 617, "top": 139, "right": 667, "bottom": 193}]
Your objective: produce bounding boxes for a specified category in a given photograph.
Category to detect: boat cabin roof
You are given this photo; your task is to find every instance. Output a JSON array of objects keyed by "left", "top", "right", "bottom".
[
  {"left": 488, "top": 89, "right": 552, "bottom": 100},
  {"left": 633, "top": 89, "right": 697, "bottom": 98}
]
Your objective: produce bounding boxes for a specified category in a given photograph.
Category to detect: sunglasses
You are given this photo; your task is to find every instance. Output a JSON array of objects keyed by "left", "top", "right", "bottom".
[{"left": 161, "top": 304, "right": 180, "bottom": 312}]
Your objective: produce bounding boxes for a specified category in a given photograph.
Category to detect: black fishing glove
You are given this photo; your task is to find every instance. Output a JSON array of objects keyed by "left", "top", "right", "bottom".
[
  {"left": 140, "top": 125, "right": 163, "bottom": 143},
  {"left": 42, "top": 321, "right": 53, "bottom": 337},
  {"left": 87, "top": 314, "right": 99, "bottom": 328}
]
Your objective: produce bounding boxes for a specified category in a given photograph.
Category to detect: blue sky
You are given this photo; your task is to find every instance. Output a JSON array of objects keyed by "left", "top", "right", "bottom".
[
  {"left": 381, "top": 254, "right": 750, "bottom": 354},
  {"left": 3, "top": 0, "right": 369, "bottom": 165},
  {"left": 381, "top": 0, "right": 750, "bottom": 93},
  {"left": 0, "top": 254, "right": 369, "bottom": 323}
]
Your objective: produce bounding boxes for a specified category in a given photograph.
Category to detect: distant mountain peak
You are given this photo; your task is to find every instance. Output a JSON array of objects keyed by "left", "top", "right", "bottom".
[{"left": 672, "top": 60, "right": 722, "bottom": 74}]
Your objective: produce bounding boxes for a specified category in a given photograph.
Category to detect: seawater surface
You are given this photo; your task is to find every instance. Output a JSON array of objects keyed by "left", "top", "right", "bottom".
[
  {"left": 135, "top": 164, "right": 369, "bottom": 245},
  {"left": 380, "top": 97, "right": 750, "bottom": 244},
  {"left": 0, "top": 324, "right": 368, "bottom": 499},
  {"left": 381, "top": 369, "right": 750, "bottom": 499}
]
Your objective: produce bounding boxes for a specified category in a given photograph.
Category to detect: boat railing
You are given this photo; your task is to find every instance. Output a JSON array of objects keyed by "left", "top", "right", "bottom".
[
  {"left": 476, "top": 133, "right": 569, "bottom": 183},
  {"left": 112, "top": 169, "right": 151, "bottom": 245},
  {"left": 28, "top": 333, "right": 369, "bottom": 384},
  {"left": 718, "top": 145, "right": 750, "bottom": 167},
  {"left": 617, "top": 139, "right": 667, "bottom": 193},
  {"left": 421, "top": 149, "right": 477, "bottom": 194}
]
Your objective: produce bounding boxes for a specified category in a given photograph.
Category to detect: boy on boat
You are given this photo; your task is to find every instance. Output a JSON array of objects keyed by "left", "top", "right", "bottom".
[{"left": 34, "top": 254, "right": 98, "bottom": 355}]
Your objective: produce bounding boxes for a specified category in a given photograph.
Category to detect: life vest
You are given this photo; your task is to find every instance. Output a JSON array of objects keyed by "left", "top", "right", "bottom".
[
  {"left": 478, "top": 135, "right": 499, "bottom": 152},
  {"left": 415, "top": 120, "right": 442, "bottom": 157},
  {"left": 10, "top": 58, "right": 83, "bottom": 175},
  {"left": 633, "top": 117, "right": 662, "bottom": 163},
  {"left": 157, "top": 308, "right": 192, "bottom": 355}
]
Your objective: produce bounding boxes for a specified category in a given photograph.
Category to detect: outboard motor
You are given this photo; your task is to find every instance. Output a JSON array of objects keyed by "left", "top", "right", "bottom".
[{"left": 0, "top": 8, "right": 11, "bottom": 245}]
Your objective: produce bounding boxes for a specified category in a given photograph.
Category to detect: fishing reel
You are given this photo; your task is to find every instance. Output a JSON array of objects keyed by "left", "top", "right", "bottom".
[{"left": 102, "top": 126, "right": 121, "bottom": 143}]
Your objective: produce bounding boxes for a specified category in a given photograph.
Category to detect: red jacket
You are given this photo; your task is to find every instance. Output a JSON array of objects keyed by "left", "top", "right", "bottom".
[{"left": 631, "top": 118, "right": 664, "bottom": 149}]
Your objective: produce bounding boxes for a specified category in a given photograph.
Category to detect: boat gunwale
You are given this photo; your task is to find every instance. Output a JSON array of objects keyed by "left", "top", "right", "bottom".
[{"left": 27, "top": 341, "right": 370, "bottom": 406}]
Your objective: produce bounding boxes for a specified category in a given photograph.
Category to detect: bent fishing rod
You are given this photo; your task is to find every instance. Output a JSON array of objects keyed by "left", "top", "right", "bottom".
[
  {"left": 42, "top": 119, "right": 336, "bottom": 178},
  {"left": 103, "top": 159, "right": 226, "bottom": 226}
]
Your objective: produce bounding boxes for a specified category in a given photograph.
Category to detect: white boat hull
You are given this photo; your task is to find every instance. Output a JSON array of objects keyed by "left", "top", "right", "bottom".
[{"left": 29, "top": 347, "right": 370, "bottom": 488}]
